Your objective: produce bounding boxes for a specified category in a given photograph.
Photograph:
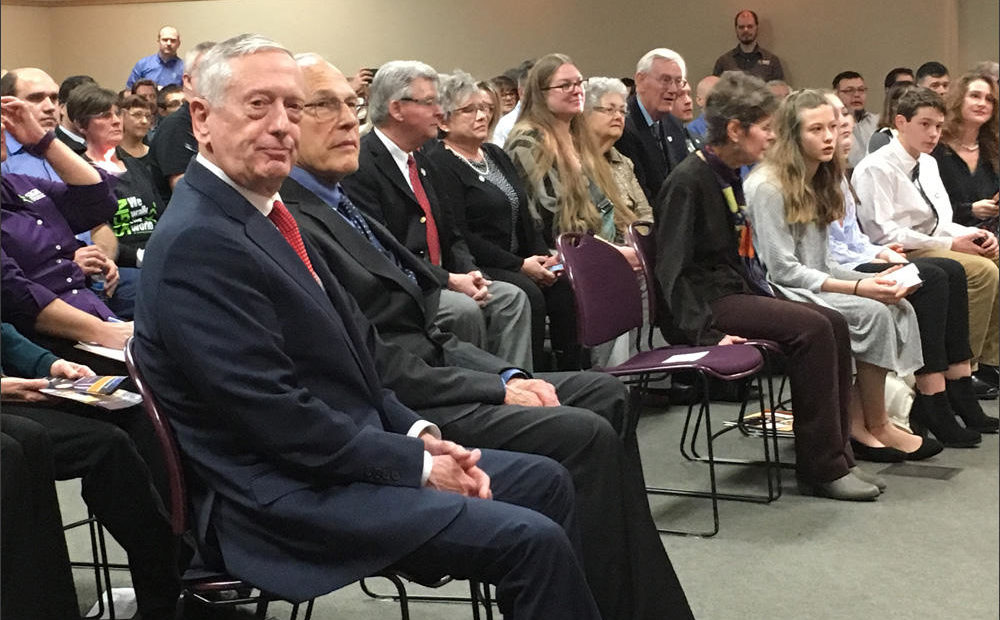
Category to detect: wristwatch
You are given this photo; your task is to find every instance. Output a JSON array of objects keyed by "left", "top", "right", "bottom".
[{"left": 24, "top": 130, "right": 57, "bottom": 157}]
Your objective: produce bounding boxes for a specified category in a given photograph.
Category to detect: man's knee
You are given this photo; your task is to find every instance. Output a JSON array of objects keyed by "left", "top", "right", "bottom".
[{"left": 486, "top": 281, "right": 530, "bottom": 319}]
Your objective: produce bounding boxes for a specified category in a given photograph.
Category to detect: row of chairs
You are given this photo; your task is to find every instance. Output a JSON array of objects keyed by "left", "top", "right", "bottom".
[{"left": 84, "top": 220, "right": 789, "bottom": 618}]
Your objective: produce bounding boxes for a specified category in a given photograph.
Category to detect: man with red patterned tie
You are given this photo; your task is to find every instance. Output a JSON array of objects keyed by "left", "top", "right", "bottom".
[{"left": 341, "top": 61, "right": 534, "bottom": 370}]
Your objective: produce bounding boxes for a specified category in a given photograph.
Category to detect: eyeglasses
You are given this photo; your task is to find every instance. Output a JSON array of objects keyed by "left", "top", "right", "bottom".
[
  {"left": 303, "top": 97, "right": 366, "bottom": 122},
  {"left": 591, "top": 105, "right": 626, "bottom": 117},
  {"left": 400, "top": 96, "right": 441, "bottom": 107},
  {"left": 543, "top": 79, "right": 585, "bottom": 93},
  {"left": 838, "top": 87, "right": 867, "bottom": 95},
  {"left": 452, "top": 103, "right": 493, "bottom": 116},
  {"left": 653, "top": 76, "right": 685, "bottom": 88}
]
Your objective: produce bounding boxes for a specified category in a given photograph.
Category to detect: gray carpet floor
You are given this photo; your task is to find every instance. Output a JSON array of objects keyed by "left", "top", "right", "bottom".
[{"left": 60, "top": 396, "right": 1000, "bottom": 619}]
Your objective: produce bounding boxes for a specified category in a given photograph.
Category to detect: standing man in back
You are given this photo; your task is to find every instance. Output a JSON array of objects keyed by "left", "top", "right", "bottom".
[
  {"left": 712, "top": 9, "right": 784, "bottom": 83},
  {"left": 126, "top": 26, "right": 183, "bottom": 89}
]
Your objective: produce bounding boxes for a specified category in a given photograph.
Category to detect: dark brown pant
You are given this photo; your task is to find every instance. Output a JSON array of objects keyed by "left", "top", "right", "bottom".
[{"left": 710, "top": 294, "right": 855, "bottom": 483}]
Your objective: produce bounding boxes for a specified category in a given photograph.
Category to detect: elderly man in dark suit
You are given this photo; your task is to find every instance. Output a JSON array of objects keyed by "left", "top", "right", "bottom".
[
  {"left": 134, "top": 34, "right": 602, "bottom": 618},
  {"left": 340, "top": 60, "right": 534, "bottom": 370},
  {"left": 281, "top": 52, "right": 694, "bottom": 620},
  {"left": 615, "top": 48, "right": 691, "bottom": 201}
]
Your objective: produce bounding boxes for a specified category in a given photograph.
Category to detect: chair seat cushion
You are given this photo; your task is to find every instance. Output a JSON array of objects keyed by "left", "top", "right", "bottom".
[{"left": 602, "top": 344, "right": 763, "bottom": 380}]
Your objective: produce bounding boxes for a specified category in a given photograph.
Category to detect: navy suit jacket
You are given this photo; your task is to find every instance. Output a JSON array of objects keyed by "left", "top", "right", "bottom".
[
  {"left": 615, "top": 95, "right": 689, "bottom": 202},
  {"left": 134, "top": 160, "right": 464, "bottom": 601},
  {"left": 341, "top": 131, "right": 478, "bottom": 274}
]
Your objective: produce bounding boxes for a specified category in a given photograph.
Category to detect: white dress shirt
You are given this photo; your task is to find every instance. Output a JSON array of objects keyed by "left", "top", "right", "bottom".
[
  {"left": 852, "top": 137, "right": 977, "bottom": 250},
  {"left": 491, "top": 102, "right": 521, "bottom": 148}
]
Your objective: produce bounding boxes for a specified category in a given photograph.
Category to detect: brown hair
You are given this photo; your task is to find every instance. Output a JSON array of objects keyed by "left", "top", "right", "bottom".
[{"left": 941, "top": 72, "right": 999, "bottom": 174}]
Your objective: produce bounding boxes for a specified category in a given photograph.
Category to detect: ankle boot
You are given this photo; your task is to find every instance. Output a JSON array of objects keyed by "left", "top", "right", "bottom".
[
  {"left": 908, "top": 391, "right": 982, "bottom": 448},
  {"left": 947, "top": 377, "right": 1000, "bottom": 433}
]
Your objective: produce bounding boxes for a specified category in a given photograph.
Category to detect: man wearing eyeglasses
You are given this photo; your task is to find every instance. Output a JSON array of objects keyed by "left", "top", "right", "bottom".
[
  {"left": 616, "top": 48, "right": 692, "bottom": 201},
  {"left": 341, "top": 60, "right": 533, "bottom": 371},
  {"left": 834, "top": 70, "right": 879, "bottom": 168}
]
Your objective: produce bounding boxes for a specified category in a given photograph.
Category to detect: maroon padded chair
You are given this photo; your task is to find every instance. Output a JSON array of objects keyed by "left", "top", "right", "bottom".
[
  {"left": 626, "top": 220, "right": 791, "bottom": 478},
  {"left": 125, "top": 338, "right": 315, "bottom": 619},
  {"left": 557, "top": 231, "right": 772, "bottom": 536}
]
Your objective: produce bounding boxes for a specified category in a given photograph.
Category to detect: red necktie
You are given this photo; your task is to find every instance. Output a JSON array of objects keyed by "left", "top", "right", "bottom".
[
  {"left": 268, "top": 200, "right": 319, "bottom": 282},
  {"left": 407, "top": 154, "right": 441, "bottom": 266}
]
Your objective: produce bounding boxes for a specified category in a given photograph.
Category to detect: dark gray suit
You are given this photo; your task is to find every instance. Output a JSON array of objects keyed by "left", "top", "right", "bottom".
[{"left": 282, "top": 172, "right": 694, "bottom": 620}]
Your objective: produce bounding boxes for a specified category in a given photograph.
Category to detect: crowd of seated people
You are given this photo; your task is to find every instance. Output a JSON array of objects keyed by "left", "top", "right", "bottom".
[{"left": 1, "top": 14, "right": 998, "bottom": 620}]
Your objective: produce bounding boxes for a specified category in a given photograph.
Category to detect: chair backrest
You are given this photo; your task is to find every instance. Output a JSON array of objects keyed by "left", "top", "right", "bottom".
[
  {"left": 556, "top": 232, "right": 644, "bottom": 347},
  {"left": 124, "top": 338, "right": 187, "bottom": 536},
  {"left": 625, "top": 220, "right": 657, "bottom": 323}
]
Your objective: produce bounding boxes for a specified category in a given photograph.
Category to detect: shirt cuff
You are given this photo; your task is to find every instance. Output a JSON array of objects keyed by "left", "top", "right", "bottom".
[
  {"left": 407, "top": 420, "right": 440, "bottom": 440},
  {"left": 421, "top": 450, "right": 433, "bottom": 486},
  {"left": 500, "top": 368, "right": 529, "bottom": 385}
]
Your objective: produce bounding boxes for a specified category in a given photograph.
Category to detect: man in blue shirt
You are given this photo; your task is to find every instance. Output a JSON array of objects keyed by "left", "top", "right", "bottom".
[{"left": 125, "top": 26, "right": 183, "bottom": 89}]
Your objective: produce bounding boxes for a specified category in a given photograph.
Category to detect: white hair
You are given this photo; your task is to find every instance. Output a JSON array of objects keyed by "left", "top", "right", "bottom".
[
  {"left": 194, "top": 34, "right": 292, "bottom": 104},
  {"left": 367, "top": 60, "right": 438, "bottom": 127},
  {"left": 584, "top": 77, "right": 627, "bottom": 110},
  {"left": 636, "top": 48, "right": 687, "bottom": 79}
]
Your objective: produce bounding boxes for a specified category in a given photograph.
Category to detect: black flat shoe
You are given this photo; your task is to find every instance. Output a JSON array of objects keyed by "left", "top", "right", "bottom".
[
  {"left": 902, "top": 436, "right": 944, "bottom": 461},
  {"left": 909, "top": 392, "right": 982, "bottom": 448},
  {"left": 850, "top": 438, "right": 906, "bottom": 462}
]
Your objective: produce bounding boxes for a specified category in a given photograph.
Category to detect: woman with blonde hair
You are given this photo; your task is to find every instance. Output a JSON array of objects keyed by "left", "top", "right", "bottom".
[
  {"left": 505, "top": 53, "right": 639, "bottom": 260},
  {"left": 745, "top": 89, "right": 942, "bottom": 462}
]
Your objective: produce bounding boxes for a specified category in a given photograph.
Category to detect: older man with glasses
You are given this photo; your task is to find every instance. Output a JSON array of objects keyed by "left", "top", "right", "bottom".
[{"left": 341, "top": 60, "right": 534, "bottom": 370}]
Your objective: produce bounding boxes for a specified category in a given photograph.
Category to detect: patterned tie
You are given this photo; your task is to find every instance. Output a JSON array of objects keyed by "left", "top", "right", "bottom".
[
  {"left": 407, "top": 154, "right": 441, "bottom": 266},
  {"left": 336, "top": 193, "right": 417, "bottom": 282},
  {"left": 268, "top": 199, "right": 320, "bottom": 282}
]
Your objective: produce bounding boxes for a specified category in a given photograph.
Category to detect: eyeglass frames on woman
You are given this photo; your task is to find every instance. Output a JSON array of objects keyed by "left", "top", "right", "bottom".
[{"left": 542, "top": 79, "right": 585, "bottom": 93}]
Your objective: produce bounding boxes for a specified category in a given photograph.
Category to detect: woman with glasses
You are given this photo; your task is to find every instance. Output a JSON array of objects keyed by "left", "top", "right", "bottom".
[
  {"left": 505, "top": 54, "right": 640, "bottom": 254},
  {"left": 67, "top": 85, "right": 163, "bottom": 269},
  {"left": 583, "top": 77, "right": 652, "bottom": 222},
  {"left": 117, "top": 94, "right": 154, "bottom": 164},
  {"left": 425, "top": 70, "right": 580, "bottom": 370}
]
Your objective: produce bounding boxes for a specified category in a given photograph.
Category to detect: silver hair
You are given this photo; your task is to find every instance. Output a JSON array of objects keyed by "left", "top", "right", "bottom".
[
  {"left": 438, "top": 70, "right": 480, "bottom": 120},
  {"left": 635, "top": 48, "right": 687, "bottom": 79},
  {"left": 194, "top": 34, "right": 292, "bottom": 104},
  {"left": 183, "top": 41, "right": 216, "bottom": 79},
  {"left": 367, "top": 60, "right": 439, "bottom": 127},
  {"left": 973, "top": 60, "right": 999, "bottom": 82},
  {"left": 584, "top": 77, "right": 628, "bottom": 110},
  {"left": 704, "top": 71, "right": 777, "bottom": 146},
  {"left": 294, "top": 52, "right": 340, "bottom": 74}
]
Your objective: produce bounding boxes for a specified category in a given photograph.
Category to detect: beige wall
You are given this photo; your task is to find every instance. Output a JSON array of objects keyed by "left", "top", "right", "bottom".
[{"left": 2, "top": 0, "right": 997, "bottom": 112}]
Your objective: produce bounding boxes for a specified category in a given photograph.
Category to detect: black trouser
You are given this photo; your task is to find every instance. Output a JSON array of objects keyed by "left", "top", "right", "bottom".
[
  {"left": 487, "top": 267, "right": 580, "bottom": 370},
  {"left": 1, "top": 414, "right": 80, "bottom": 620},
  {"left": 3, "top": 405, "right": 181, "bottom": 620},
  {"left": 855, "top": 257, "right": 973, "bottom": 374}
]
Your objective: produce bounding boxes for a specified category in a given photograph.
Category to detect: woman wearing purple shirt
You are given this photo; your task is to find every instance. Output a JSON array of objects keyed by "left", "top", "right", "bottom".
[{"left": 1, "top": 95, "right": 132, "bottom": 351}]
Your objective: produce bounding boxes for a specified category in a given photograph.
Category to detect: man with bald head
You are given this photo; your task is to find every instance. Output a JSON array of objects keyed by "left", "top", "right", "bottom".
[
  {"left": 685, "top": 74, "right": 718, "bottom": 141},
  {"left": 283, "top": 52, "right": 694, "bottom": 620},
  {"left": 126, "top": 25, "right": 183, "bottom": 88}
]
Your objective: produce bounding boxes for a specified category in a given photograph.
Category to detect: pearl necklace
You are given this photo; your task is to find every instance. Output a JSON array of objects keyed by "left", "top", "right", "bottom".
[
  {"left": 447, "top": 144, "right": 490, "bottom": 176},
  {"left": 957, "top": 142, "right": 980, "bottom": 152}
]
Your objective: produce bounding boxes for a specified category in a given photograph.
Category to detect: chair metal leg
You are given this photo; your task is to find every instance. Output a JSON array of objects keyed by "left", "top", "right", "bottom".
[{"left": 67, "top": 514, "right": 116, "bottom": 620}]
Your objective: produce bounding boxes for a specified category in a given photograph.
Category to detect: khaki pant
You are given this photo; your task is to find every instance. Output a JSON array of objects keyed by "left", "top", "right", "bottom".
[{"left": 909, "top": 248, "right": 999, "bottom": 366}]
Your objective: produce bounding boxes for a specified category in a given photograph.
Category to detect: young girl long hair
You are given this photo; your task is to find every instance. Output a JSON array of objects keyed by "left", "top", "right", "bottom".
[
  {"left": 513, "top": 53, "right": 634, "bottom": 238},
  {"left": 759, "top": 89, "right": 844, "bottom": 225}
]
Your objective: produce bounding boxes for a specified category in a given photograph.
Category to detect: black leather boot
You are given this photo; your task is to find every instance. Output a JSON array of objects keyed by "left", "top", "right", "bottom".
[
  {"left": 947, "top": 377, "right": 1000, "bottom": 433},
  {"left": 909, "top": 391, "right": 982, "bottom": 448}
]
